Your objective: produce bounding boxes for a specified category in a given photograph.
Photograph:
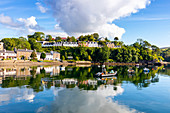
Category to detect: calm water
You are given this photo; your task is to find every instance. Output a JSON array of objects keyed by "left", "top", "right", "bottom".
[{"left": 0, "top": 65, "right": 170, "bottom": 113}]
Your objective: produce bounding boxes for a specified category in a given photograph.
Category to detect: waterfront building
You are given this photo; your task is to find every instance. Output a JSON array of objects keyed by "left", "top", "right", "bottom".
[
  {"left": 16, "top": 49, "right": 33, "bottom": 60},
  {"left": 63, "top": 42, "right": 78, "bottom": 47},
  {"left": 0, "top": 49, "right": 17, "bottom": 60},
  {"left": 88, "top": 42, "right": 98, "bottom": 47},
  {"left": 0, "top": 42, "right": 4, "bottom": 50}
]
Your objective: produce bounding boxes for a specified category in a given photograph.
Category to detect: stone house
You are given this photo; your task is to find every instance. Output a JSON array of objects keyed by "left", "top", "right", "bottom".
[{"left": 16, "top": 49, "right": 33, "bottom": 60}]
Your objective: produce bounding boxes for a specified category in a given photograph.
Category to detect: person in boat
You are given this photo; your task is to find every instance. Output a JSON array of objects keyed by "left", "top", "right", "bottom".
[{"left": 110, "top": 70, "right": 114, "bottom": 74}]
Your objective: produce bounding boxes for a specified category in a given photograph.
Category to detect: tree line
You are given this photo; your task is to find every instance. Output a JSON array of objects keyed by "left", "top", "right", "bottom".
[{"left": 1, "top": 32, "right": 164, "bottom": 62}]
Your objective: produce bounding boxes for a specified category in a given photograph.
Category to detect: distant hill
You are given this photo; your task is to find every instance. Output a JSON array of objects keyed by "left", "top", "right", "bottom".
[
  {"left": 160, "top": 47, "right": 170, "bottom": 50},
  {"left": 161, "top": 47, "right": 170, "bottom": 62}
]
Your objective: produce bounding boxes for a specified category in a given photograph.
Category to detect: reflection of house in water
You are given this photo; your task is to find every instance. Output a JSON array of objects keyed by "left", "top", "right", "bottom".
[
  {"left": 0, "top": 67, "right": 32, "bottom": 85},
  {"left": 36, "top": 66, "right": 60, "bottom": 76},
  {"left": 0, "top": 67, "right": 32, "bottom": 77},
  {"left": 54, "top": 79, "right": 78, "bottom": 88},
  {"left": 78, "top": 80, "right": 97, "bottom": 85},
  {"left": 54, "top": 79, "right": 98, "bottom": 89}
]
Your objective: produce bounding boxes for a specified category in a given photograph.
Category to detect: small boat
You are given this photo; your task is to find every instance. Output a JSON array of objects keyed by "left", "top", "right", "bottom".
[
  {"left": 128, "top": 69, "right": 135, "bottom": 73},
  {"left": 143, "top": 68, "right": 150, "bottom": 72},
  {"left": 95, "top": 71, "right": 117, "bottom": 77}
]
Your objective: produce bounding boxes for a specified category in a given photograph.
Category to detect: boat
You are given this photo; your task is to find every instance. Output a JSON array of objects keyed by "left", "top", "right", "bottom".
[
  {"left": 143, "top": 68, "right": 150, "bottom": 72},
  {"left": 128, "top": 69, "right": 135, "bottom": 73},
  {"left": 95, "top": 71, "right": 117, "bottom": 77}
]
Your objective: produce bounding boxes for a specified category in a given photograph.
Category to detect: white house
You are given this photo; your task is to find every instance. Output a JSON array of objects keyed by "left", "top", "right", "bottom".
[
  {"left": 0, "top": 50, "right": 17, "bottom": 60},
  {"left": 54, "top": 42, "right": 62, "bottom": 46},
  {"left": 98, "top": 37, "right": 105, "bottom": 41},
  {"left": 63, "top": 42, "right": 78, "bottom": 47},
  {"left": 88, "top": 42, "right": 98, "bottom": 47},
  {"left": 45, "top": 53, "right": 53, "bottom": 60}
]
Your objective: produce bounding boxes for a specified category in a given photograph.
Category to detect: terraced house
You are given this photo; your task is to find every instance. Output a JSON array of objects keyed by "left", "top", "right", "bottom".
[{"left": 0, "top": 42, "right": 60, "bottom": 60}]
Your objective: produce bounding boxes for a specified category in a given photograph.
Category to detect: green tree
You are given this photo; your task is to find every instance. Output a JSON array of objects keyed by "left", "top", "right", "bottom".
[
  {"left": 93, "top": 33, "right": 99, "bottom": 40},
  {"left": 40, "top": 52, "right": 46, "bottom": 60},
  {"left": 114, "top": 37, "right": 119, "bottom": 41},
  {"left": 28, "top": 38, "right": 42, "bottom": 52},
  {"left": 89, "top": 35, "right": 94, "bottom": 41},
  {"left": 55, "top": 36, "right": 62, "bottom": 42},
  {"left": 30, "top": 50, "right": 37, "bottom": 60},
  {"left": 46, "top": 35, "right": 52, "bottom": 41},
  {"left": 28, "top": 32, "right": 45, "bottom": 41}
]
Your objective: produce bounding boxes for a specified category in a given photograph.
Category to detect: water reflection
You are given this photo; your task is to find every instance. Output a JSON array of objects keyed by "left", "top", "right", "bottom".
[
  {"left": 0, "top": 65, "right": 163, "bottom": 91},
  {"left": 37, "top": 87, "right": 137, "bottom": 113},
  {"left": 0, "top": 65, "right": 168, "bottom": 113}
]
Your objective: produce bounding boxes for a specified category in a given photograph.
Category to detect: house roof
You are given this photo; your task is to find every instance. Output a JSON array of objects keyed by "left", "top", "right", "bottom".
[
  {"left": 46, "top": 53, "right": 52, "bottom": 55},
  {"left": 0, "top": 50, "right": 16, "bottom": 53},
  {"left": 17, "top": 49, "right": 33, "bottom": 52},
  {"left": 61, "top": 37, "right": 67, "bottom": 40}
]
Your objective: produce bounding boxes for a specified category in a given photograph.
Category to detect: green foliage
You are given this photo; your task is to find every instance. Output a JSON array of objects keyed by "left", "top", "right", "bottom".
[
  {"left": 61, "top": 56, "right": 65, "bottom": 60},
  {"left": 40, "top": 52, "right": 46, "bottom": 60},
  {"left": 67, "top": 36, "right": 76, "bottom": 42},
  {"left": 30, "top": 50, "right": 37, "bottom": 60},
  {"left": 55, "top": 36, "right": 62, "bottom": 42},
  {"left": 28, "top": 38, "right": 42, "bottom": 52},
  {"left": 161, "top": 48, "right": 170, "bottom": 62},
  {"left": 1, "top": 37, "right": 31, "bottom": 50},
  {"left": 114, "top": 37, "right": 119, "bottom": 41},
  {"left": 46, "top": 35, "right": 52, "bottom": 41},
  {"left": 28, "top": 32, "right": 45, "bottom": 41}
]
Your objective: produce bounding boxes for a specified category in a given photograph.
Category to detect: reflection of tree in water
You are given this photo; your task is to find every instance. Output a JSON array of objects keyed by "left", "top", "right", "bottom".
[
  {"left": 1, "top": 65, "right": 164, "bottom": 93},
  {"left": 157, "top": 66, "right": 170, "bottom": 76}
]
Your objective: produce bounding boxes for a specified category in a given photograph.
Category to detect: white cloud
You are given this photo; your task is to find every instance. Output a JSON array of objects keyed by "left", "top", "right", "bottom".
[
  {"left": 36, "top": 2, "right": 48, "bottom": 13},
  {"left": 0, "top": 14, "right": 40, "bottom": 34},
  {"left": 37, "top": 85, "right": 138, "bottom": 113},
  {"left": 45, "top": 0, "right": 151, "bottom": 39},
  {"left": 0, "top": 14, "right": 21, "bottom": 27},
  {"left": 0, "top": 87, "right": 36, "bottom": 106},
  {"left": 17, "top": 16, "right": 40, "bottom": 33}
]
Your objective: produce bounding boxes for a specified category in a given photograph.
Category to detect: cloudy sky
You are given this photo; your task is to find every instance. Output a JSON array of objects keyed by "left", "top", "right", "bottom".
[{"left": 0, "top": 0, "right": 170, "bottom": 47}]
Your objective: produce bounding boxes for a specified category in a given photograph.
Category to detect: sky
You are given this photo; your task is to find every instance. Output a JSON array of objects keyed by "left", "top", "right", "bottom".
[{"left": 0, "top": 0, "right": 169, "bottom": 47}]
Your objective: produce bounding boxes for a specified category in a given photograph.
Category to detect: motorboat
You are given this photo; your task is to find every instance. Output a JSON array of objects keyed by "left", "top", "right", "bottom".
[
  {"left": 95, "top": 71, "right": 117, "bottom": 77},
  {"left": 143, "top": 68, "right": 150, "bottom": 72}
]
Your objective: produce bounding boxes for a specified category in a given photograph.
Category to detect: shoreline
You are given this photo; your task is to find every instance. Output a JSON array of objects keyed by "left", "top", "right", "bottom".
[{"left": 0, "top": 60, "right": 169, "bottom": 67}]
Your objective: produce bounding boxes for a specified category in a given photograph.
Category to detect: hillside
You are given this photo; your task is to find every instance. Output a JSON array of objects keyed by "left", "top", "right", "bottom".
[{"left": 161, "top": 47, "right": 170, "bottom": 62}]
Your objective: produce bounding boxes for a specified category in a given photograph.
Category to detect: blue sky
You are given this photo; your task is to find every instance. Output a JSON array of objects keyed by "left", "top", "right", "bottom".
[{"left": 0, "top": 0, "right": 170, "bottom": 47}]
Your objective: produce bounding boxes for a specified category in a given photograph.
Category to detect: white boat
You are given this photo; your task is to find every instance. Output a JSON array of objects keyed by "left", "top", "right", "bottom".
[
  {"left": 143, "top": 68, "right": 150, "bottom": 72},
  {"left": 95, "top": 71, "right": 117, "bottom": 77}
]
